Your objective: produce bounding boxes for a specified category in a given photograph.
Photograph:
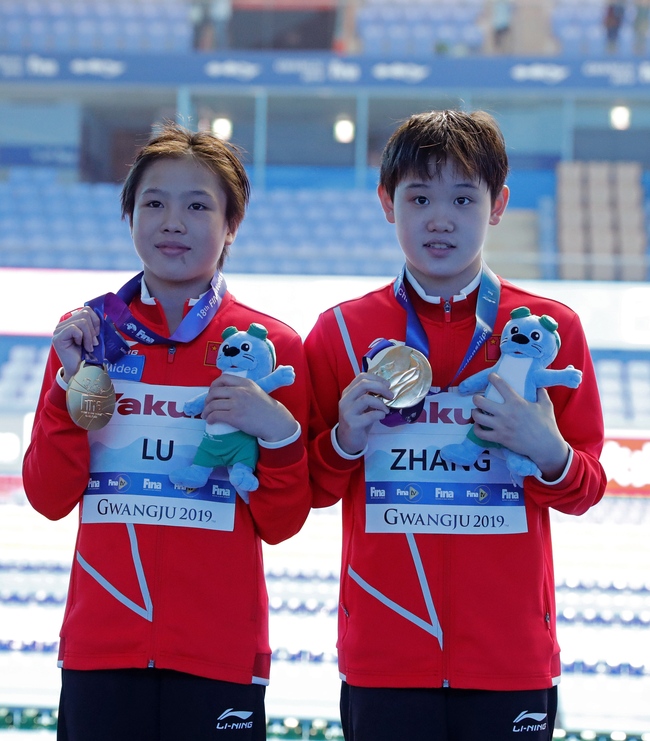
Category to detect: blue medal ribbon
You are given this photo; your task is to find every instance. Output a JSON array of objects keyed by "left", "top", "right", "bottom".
[
  {"left": 393, "top": 262, "right": 501, "bottom": 388},
  {"left": 366, "top": 262, "right": 501, "bottom": 426},
  {"left": 84, "top": 271, "right": 227, "bottom": 364}
]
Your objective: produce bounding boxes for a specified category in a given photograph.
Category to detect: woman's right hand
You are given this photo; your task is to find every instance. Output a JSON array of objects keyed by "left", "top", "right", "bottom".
[
  {"left": 52, "top": 307, "right": 101, "bottom": 383},
  {"left": 336, "top": 372, "right": 393, "bottom": 456}
]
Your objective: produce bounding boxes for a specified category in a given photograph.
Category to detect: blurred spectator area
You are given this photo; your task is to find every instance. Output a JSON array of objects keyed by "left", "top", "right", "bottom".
[
  {"left": 1, "top": 0, "right": 648, "bottom": 57},
  {"left": 0, "top": 0, "right": 337, "bottom": 54},
  {"left": 552, "top": 0, "right": 650, "bottom": 57},
  {"left": 0, "top": 162, "right": 648, "bottom": 282},
  {"left": 556, "top": 161, "right": 648, "bottom": 281},
  {"left": 0, "top": 0, "right": 194, "bottom": 53},
  {"left": 353, "top": 0, "right": 487, "bottom": 57}
]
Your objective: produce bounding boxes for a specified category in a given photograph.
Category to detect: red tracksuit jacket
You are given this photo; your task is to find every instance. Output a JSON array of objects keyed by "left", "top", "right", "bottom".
[
  {"left": 306, "top": 275, "right": 606, "bottom": 691},
  {"left": 23, "top": 286, "right": 311, "bottom": 685}
]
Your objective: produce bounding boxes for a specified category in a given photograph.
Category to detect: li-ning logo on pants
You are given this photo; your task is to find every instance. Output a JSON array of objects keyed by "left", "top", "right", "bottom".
[
  {"left": 216, "top": 708, "right": 254, "bottom": 731},
  {"left": 512, "top": 711, "right": 548, "bottom": 733}
]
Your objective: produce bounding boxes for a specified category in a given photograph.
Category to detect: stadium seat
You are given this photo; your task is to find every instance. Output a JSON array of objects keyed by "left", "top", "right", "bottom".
[
  {"left": 358, "top": 21, "right": 389, "bottom": 56},
  {"left": 51, "top": 18, "right": 75, "bottom": 51},
  {"left": 555, "top": 22, "right": 584, "bottom": 56}
]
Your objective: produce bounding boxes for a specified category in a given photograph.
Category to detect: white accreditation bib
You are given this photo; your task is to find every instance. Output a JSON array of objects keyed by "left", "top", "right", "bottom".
[
  {"left": 364, "top": 390, "right": 528, "bottom": 535},
  {"left": 81, "top": 380, "right": 236, "bottom": 532}
]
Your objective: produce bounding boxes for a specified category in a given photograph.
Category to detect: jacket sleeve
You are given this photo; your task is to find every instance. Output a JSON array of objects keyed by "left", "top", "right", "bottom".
[
  {"left": 247, "top": 330, "right": 312, "bottom": 544},
  {"left": 524, "top": 310, "right": 607, "bottom": 514},
  {"left": 305, "top": 311, "right": 362, "bottom": 509},
  {"left": 22, "top": 347, "right": 91, "bottom": 521}
]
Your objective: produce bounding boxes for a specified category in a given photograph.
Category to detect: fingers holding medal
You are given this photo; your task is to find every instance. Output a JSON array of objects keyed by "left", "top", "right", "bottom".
[
  {"left": 337, "top": 342, "right": 432, "bottom": 453},
  {"left": 53, "top": 307, "right": 102, "bottom": 383},
  {"left": 337, "top": 372, "right": 395, "bottom": 455},
  {"left": 52, "top": 307, "right": 116, "bottom": 431}
]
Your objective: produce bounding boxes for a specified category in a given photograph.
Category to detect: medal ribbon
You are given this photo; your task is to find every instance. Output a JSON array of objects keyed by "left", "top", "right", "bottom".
[
  {"left": 84, "top": 271, "right": 227, "bottom": 364},
  {"left": 393, "top": 261, "right": 501, "bottom": 391}
]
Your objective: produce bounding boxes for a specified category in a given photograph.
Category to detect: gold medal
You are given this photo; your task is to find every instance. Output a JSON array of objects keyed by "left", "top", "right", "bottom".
[
  {"left": 66, "top": 362, "right": 116, "bottom": 430},
  {"left": 366, "top": 344, "right": 432, "bottom": 409}
]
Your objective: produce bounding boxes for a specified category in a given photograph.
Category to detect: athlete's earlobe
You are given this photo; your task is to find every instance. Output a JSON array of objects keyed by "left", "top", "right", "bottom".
[
  {"left": 378, "top": 185, "right": 396, "bottom": 224},
  {"left": 489, "top": 185, "right": 509, "bottom": 226}
]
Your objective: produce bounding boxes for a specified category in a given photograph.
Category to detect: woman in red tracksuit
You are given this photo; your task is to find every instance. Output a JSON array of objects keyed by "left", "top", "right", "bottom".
[
  {"left": 305, "top": 109, "right": 606, "bottom": 741},
  {"left": 23, "top": 123, "right": 311, "bottom": 741}
]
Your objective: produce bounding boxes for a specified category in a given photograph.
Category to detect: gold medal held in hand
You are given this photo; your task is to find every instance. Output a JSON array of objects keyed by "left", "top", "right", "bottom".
[
  {"left": 66, "top": 362, "right": 116, "bottom": 430},
  {"left": 366, "top": 344, "right": 432, "bottom": 409}
]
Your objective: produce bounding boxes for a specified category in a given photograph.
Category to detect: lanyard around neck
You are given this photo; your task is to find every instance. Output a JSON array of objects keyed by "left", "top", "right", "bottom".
[
  {"left": 393, "top": 263, "right": 501, "bottom": 390},
  {"left": 83, "top": 271, "right": 227, "bottom": 365}
]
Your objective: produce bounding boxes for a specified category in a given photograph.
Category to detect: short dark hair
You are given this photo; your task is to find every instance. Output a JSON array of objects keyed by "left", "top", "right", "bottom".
[
  {"left": 120, "top": 123, "right": 250, "bottom": 269},
  {"left": 379, "top": 109, "right": 509, "bottom": 204}
]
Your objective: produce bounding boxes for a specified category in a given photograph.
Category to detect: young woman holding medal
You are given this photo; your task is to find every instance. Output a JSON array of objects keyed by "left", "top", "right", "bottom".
[
  {"left": 305, "top": 109, "right": 607, "bottom": 741},
  {"left": 23, "top": 123, "right": 311, "bottom": 741}
]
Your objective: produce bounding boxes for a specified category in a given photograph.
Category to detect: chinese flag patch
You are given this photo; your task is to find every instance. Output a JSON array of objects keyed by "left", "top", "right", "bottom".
[
  {"left": 486, "top": 335, "right": 501, "bottom": 362},
  {"left": 204, "top": 341, "right": 221, "bottom": 366}
]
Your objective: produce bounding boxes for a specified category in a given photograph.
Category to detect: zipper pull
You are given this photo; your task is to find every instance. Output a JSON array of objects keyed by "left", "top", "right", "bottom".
[
  {"left": 148, "top": 659, "right": 155, "bottom": 668},
  {"left": 167, "top": 345, "right": 176, "bottom": 363},
  {"left": 443, "top": 300, "right": 451, "bottom": 323}
]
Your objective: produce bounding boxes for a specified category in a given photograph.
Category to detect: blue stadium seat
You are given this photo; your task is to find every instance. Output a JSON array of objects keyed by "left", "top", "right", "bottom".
[
  {"left": 143, "top": 20, "right": 170, "bottom": 52},
  {"left": 386, "top": 24, "right": 411, "bottom": 56},
  {"left": 0, "top": 0, "right": 28, "bottom": 19},
  {"left": 51, "top": 18, "right": 75, "bottom": 51},
  {"left": 357, "top": 21, "right": 389, "bottom": 56},
  {"left": 97, "top": 20, "right": 122, "bottom": 51},
  {"left": 26, "top": 18, "right": 49, "bottom": 50},
  {"left": 373, "top": 6, "right": 404, "bottom": 24},
  {"left": 8, "top": 166, "right": 59, "bottom": 185},
  {"left": 555, "top": 22, "right": 584, "bottom": 56},
  {"left": 584, "top": 23, "right": 606, "bottom": 56},
  {"left": 113, "top": 19, "right": 141, "bottom": 51},
  {"left": 460, "top": 23, "right": 484, "bottom": 53},
  {"left": 168, "top": 21, "right": 192, "bottom": 52},
  {"left": 75, "top": 18, "right": 100, "bottom": 51},
  {"left": 1, "top": 18, "right": 29, "bottom": 51},
  {"left": 434, "top": 23, "right": 461, "bottom": 51}
]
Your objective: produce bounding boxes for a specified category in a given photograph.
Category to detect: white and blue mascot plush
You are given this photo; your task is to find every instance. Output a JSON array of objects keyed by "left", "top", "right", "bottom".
[
  {"left": 440, "top": 306, "right": 582, "bottom": 483},
  {"left": 169, "top": 323, "right": 295, "bottom": 502}
]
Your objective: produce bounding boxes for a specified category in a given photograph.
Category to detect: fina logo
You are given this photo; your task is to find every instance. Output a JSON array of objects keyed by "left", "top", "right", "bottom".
[
  {"left": 107, "top": 474, "right": 131, "bottom": 492},
  {"left": 216, "top": 708, "right": 254, "bottom": 731},
  {"left": 395, "top": 484, "right": 422, "bottom": 502},
  {"left": 466, "top": 486, "right": 490, "bottom": 503},
  {"left": 512, "top": 711, "right": 548, "bottom": 733},
  {"left": 408, "top": 485, "right": 421, "bottom": 502}
]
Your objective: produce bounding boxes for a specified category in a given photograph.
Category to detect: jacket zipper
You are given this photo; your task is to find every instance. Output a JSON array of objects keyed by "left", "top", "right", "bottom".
[
  {"left": 443, "top": 300, "right": 451, "bottom": 323},
  {"left": 167, "top": 345, "right": 176, "bottom": 363}
]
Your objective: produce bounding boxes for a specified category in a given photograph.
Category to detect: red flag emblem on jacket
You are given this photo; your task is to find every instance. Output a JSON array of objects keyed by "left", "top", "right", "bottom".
[
  {"left": 485, "top": 335, "right": 501, "bottom": 362},
  {"left": 204, "top": 341, "right": 221, "bottom": 366}
]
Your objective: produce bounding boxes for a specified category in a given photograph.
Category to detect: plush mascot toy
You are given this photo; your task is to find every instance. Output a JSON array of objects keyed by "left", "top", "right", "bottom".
[
  {"left": 169, "top": 323, "right": 295, "bottom": 502},
  {"left": 440, "top": 306, "right": 582, "bottom": 483}
]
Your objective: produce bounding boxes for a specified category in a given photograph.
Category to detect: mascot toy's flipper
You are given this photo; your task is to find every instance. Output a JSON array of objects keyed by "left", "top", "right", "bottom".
[
  {"left": 169, "top": 323, "right": 295, "bottom": 502},
  {"left": 440, "top": 307, "right": 582, "bottom": 484}
]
